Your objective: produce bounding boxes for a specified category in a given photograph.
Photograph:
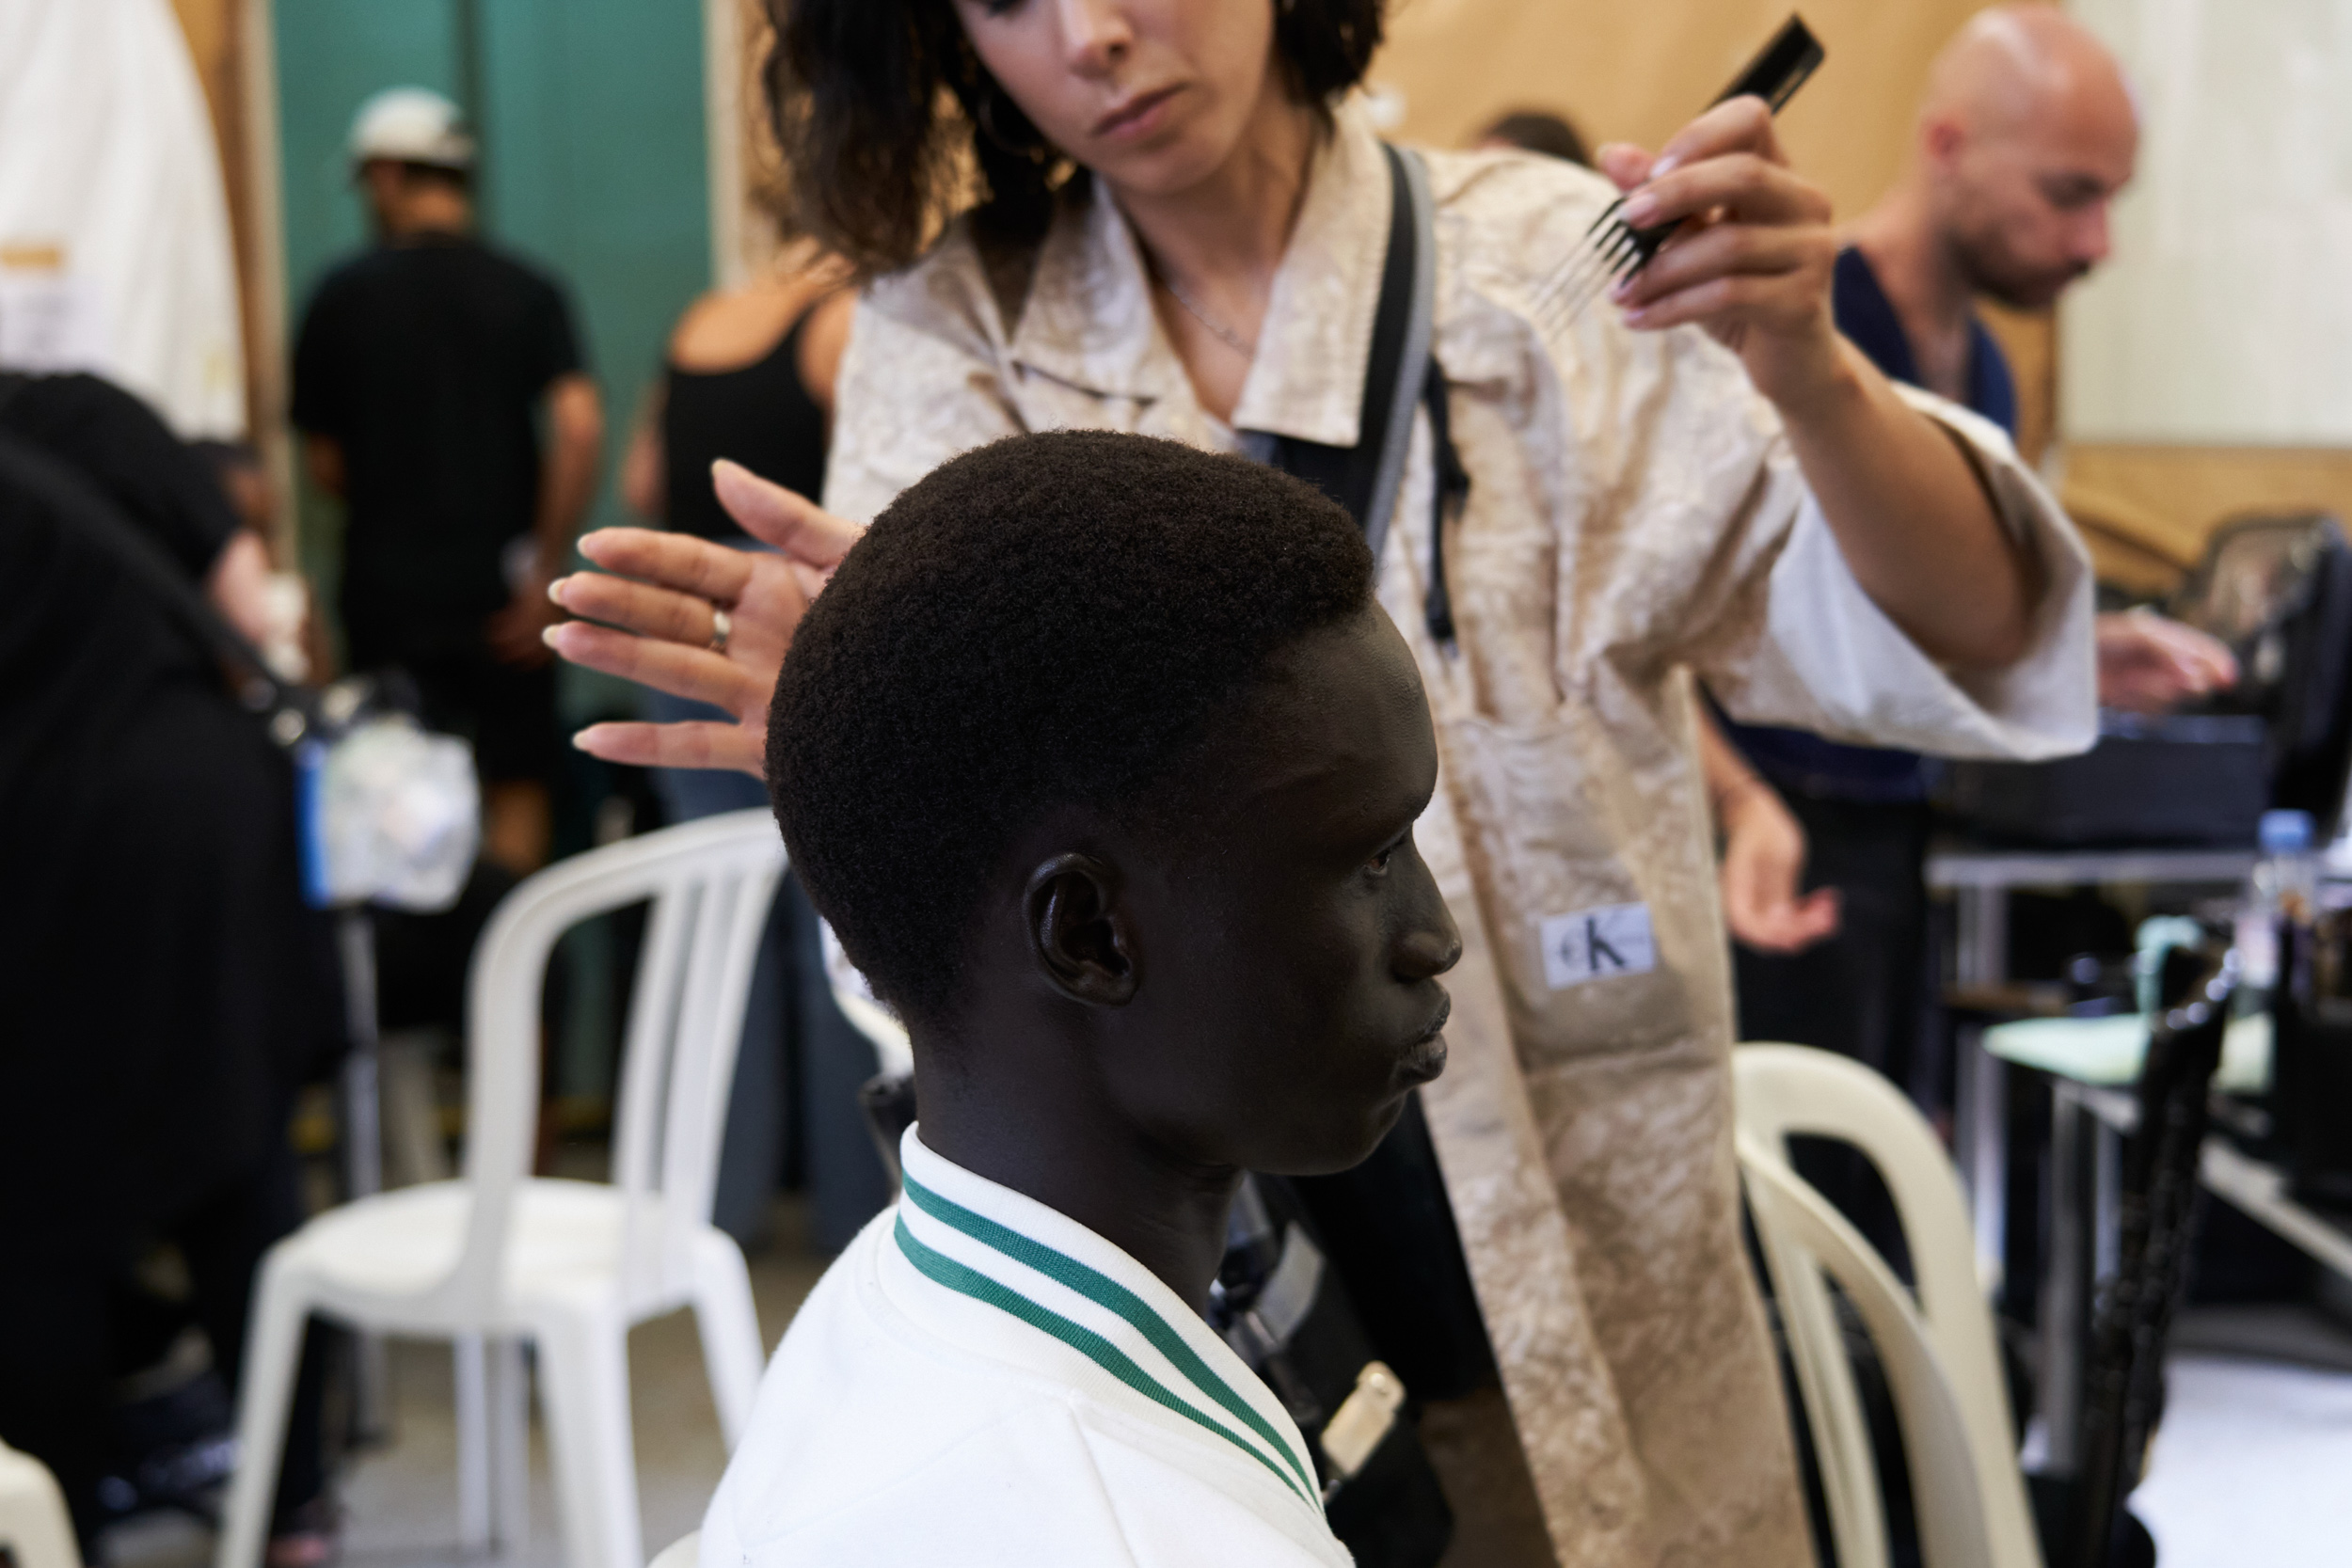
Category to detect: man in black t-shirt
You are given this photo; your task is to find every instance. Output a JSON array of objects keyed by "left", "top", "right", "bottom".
[{"left": 293, "top": 87, "right": 603, "bottom": 872}]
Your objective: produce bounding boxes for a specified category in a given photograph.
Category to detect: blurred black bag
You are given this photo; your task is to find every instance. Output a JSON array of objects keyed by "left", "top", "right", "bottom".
[
  {"left": 2273, "top": 910, "right": 2352, "bottom": 1210},
  {"left": 2172, "top": 514, "right": 2352, "bottom": 821},
  {"left": 1944, "top": 711, "right": 2268, "bottom": 847}
]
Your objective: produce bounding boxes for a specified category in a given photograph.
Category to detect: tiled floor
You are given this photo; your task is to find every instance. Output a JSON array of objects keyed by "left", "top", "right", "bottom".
[
  {"left": 105, "top": 1202, "right": 827, "bottom": 1568},
  {"left": 2135, "top": 1354, "right": 2352, "bottom": 1566}
]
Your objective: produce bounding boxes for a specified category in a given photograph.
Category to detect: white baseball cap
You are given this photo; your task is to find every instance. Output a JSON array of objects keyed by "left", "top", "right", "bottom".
[{"left": 348, "top": 87, "right": 476, "bottom": 171}]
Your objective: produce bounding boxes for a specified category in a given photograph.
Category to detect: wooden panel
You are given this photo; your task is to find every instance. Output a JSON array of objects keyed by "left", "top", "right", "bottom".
[
  {"left": 1373, "top": 0, "right": 1994, "bottom": 220},
  {"left": 2060, "top": 445, "right": 2352, "bottom": 596},
  {"left": 169, "top": 0, "right": 262, "bottom": 436}
]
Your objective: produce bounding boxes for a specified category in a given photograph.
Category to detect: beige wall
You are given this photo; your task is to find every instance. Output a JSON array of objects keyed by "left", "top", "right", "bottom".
[
  {"left": 168, "top": 0, "right": 262, "bottom": 428},
  {"left": 2060, "top": 448, "right": 2352, "bottom": 596},
  {"left": 1373, "top": 0, "right": 1987, "bottom": 220}
]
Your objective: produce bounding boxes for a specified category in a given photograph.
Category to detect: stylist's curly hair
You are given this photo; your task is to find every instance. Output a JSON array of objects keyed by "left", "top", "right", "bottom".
[
  {"left": 766, "top": 432, "right": 1374, "bottom": 1029},
  {"left": 763, "top": 0, "right": 1385, "bottom": 275}
]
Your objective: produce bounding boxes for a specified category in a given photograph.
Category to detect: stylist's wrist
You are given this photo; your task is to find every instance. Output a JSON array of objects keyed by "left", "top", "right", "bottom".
[{"left": 1741, "top": 314, "right": 1858, "bottom": 423}]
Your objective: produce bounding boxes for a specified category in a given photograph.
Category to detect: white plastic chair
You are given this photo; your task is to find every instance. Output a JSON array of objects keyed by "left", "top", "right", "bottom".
[
  {"left": 218, "top": 810, "right": 787, "bottom": 1568},
  {"left": 1733, "top": 1044, "right": 2043, "bottom": 1568},
  {"left": 818, "top": 921, "right": 914, "bottom": 1081},
  {"left": 0, "top": 1439, "right": 80, "bottom": 1568}
]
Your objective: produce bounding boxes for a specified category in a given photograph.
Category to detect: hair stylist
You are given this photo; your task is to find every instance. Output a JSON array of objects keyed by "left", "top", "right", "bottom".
[{"left": 548, "top": 4, "right": 2096, "bottom": 1561}]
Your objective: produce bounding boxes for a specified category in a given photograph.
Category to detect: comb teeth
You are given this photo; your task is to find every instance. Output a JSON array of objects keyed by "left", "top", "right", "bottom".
[
  {"left": 1529, "top": 199, "right": 1674, "bottom": 336},
  {"left": 1527, "top": 15, "right": 1824, "bottom": 333}
]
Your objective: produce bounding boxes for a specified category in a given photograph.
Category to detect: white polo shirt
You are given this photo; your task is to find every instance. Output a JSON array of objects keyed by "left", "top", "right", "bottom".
[{"left": 699, "top": 1128, "right": 1352, "bottom": 1567}]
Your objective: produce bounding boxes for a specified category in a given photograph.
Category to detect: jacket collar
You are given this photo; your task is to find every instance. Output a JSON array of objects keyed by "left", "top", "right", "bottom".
[
  {"left": 1008, "top": 98, "right": 1393, "bottom": 448},
  {"left": 886, "top": 1127, "right": 1324, "bottom": 1513}
]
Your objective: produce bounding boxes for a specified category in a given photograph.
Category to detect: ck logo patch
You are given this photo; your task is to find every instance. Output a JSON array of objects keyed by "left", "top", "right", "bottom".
[{"left": 1539, "top": 903, "right": 1658, "bottom": 990}]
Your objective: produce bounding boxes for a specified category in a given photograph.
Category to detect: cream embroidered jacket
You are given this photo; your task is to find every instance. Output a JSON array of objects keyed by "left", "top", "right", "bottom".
[{"left": 820, "top": 103, "right": 2095, "bottom": 1568}]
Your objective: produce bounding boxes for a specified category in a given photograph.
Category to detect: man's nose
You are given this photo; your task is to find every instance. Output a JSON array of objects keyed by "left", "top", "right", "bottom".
[
  {"left": 1397, "top": 883, "right": 1464, "bottom": 982},
  {"left": 2074, "top": 201, "right": 2113, "bottom": 266}
]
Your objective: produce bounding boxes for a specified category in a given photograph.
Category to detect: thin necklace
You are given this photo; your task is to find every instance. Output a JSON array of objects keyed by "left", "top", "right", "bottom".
[{"left": 1156, "top": 271, "right": 1257, "bottom": 356}]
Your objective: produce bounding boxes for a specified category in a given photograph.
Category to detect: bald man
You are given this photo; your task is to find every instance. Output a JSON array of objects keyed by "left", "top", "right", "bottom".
[{"left": 1711, "top": 8, "right": 2233, "bottom": 1141}]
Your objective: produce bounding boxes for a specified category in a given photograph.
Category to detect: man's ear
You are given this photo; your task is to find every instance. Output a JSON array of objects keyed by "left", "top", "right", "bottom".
[
  {"left": 1922, "top": 114, "right": 1965, "bottom": 172},
  {"left": 1024, "top": 853, "right": 1139, "bottom": 1006}
]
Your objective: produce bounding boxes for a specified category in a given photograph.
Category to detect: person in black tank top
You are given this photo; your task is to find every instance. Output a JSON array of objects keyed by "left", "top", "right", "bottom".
[
  {"left": 619, "top": 267, "right": 888, "bottom": 1251},
  {"left": 659, "top": 309, "right": 832, "bottom": 542},
  {"left": 621, "top": 267, "right": 848, "bottom": 548}
]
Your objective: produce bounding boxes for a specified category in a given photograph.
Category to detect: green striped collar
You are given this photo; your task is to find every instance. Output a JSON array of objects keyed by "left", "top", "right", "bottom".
[{"left": 890, "top": 1128, "right": 1322, "bottom": 1510}]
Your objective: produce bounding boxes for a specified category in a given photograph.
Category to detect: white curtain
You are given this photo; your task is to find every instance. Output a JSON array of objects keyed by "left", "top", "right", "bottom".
[
  {"left": 0, "top": 0, "right": 246, "bottom": 438},
  {"left": 2064, "top": 0, "right": 2352, "bottom": 445}
]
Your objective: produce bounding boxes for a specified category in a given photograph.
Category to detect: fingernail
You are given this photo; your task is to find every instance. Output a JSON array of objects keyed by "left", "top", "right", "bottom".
[
  {"left": 547, "top": 578, "right": 566, "bottom": 606},
  {"left": 541, "top": 626, "right": 562, "bottom": 648},
  {"left": 571, "top": 731, "right": 593, "bottom": 752},
  {"left": 1649, "top": 154, "right": 1678, "bottom": 179},
  {"left": 1621, "top": 305, "right": 1649, "bottom": 325},
  {"left": 1623, "top": 194, "right": 1657, "bottom": 226}
]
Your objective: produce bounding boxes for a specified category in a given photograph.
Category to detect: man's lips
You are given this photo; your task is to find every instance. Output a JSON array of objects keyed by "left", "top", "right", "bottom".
[
  {"left": 1093, "top": 84, "right": 1181, "bottom": 140},
  {"left": 1394, "top": 994, "right": 1453, "bottom": 1086}
]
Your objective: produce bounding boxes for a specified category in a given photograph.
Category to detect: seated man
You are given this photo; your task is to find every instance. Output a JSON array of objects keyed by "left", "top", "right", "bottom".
[{"left": 701, "top": 431, "right": 1460, "bottom": 1565}]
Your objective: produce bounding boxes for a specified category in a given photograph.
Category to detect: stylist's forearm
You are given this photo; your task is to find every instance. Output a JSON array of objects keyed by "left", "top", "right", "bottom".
[{"left": 1773, "top": 337, "right": 2037, "bottom": 669}]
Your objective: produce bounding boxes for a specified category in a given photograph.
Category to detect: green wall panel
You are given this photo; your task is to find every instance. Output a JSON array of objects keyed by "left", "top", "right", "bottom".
[
  {"left": 275, "top": 1, "right": 465, "bottom": 314},
  {"left": 273, "top": 0, "right": 712, "bottom": 596}
]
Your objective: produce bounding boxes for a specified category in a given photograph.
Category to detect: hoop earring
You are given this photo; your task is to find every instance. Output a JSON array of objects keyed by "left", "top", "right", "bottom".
[{"left": 974, "top": 84, "right": 1049, "bottom": 163}]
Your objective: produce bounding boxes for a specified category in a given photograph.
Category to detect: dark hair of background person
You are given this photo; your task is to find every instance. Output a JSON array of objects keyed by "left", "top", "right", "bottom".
[
  {"left": 766, "top": 432, "right": 1375, "bottom": 1026},
  {"left": 762, "top": 0, "right": 1387, "bottom": 275},
  {"left": 1479, "top": 108, "right": 1591, "bottom": 167}
]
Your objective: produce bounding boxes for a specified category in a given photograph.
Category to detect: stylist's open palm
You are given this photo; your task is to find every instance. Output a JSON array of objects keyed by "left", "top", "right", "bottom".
[
  {"left": 546, "top": 459, "right": 861, "bottom": 777},
  {"left": 1596, "top": 96, "right": 1840, "bottom": 406}
]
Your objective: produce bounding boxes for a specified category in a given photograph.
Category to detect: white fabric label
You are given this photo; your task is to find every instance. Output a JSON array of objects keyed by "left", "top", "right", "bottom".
[{"left": 1538, "top": 903, "right": 1657, "bottom": 990}]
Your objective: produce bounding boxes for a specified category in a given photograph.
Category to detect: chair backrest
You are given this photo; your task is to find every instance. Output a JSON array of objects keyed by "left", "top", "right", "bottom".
[
  {"left": 444, "top": 809, "right": 787, "bottom": 1317},
  {"left": 0, "top": 1437, "right": 82, "bottom": 1568},
  {"left": 1734, "top": 1044, "right": 2043, "bottom": 1568},
  {"left": 818, "top": 920, "right": 914, "bottom": 1080}
]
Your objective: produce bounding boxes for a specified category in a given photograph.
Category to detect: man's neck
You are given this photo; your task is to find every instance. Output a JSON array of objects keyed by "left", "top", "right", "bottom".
[
  {"left": 1850, "top": 185, "right": 1977, "bottom": 404},
  {"left": 914, "top": 1056, "right": 1241, "bottom": 1317},
  {"left": 379, "top": 189, "right": 474, "bottom": 243}
]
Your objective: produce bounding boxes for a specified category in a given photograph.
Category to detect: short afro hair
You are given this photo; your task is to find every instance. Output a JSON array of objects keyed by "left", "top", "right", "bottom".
[{"left": 766, "top": 432, "right": 1375, "bottom": 1028}]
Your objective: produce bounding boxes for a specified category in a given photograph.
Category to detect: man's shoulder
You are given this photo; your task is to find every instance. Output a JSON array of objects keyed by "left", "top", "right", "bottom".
[
  {"left": 702, "top": 1219, "right": 1115, "bottom": 1559},
  {"left": 461, "top": 239, "right": 567, "bottom": 297},
  {"left": 702, "top": 1213, "right": 1343, "bottom": 1567},
  {"left": 707, "top": 1390, "right": 1341, "bottom": 1568},
  {"left": 321, "top": 238, "right": 563, "bottom": 300},
  {"left": 301, "top": 249, "right": 387, "bottom": 316}
]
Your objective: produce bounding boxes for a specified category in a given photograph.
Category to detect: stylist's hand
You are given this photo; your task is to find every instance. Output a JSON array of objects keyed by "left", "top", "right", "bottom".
[
  {"left": 1719, "top": 777, "right": 1841, "bottom": 955},
  {"left": 546, "top": 460, "right": 861, "bottom": 777},
  {"left": 1595, "top": 96, "right": 1840, "bottom": 407}
]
